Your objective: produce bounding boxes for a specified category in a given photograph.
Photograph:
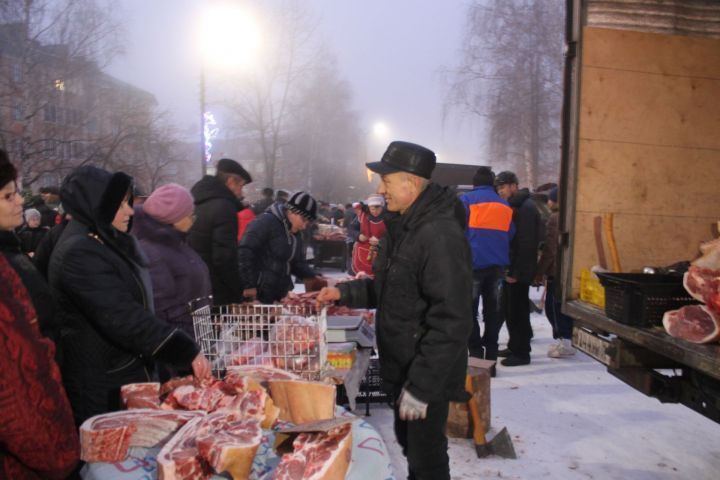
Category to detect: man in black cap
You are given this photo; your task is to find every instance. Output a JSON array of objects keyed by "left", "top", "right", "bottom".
[
  {"left": 239, "top": 191, "right": 325, "bottom": 303},
  {"left": 317, "top": 141, "right": 472, "bottom": 480},
  {"left": 188, "top": 158, "right": 252, "bottom": 305},
  {"left": 494, "top": 171, "right": 543, "bottom": 367}
]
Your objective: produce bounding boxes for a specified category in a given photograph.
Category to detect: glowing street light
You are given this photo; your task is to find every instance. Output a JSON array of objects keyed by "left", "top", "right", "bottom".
[
  {"left": 366, "top": 121, "right": 391, "bottom": 182},
  {"left": 198, "top": 5, "right": 262, "bottom": 71},
  {"left": 372, "top": 121, "right": 389, "bottom": 139},
  {"left": 197, "top": 3, "right": 262, "bottom": 175}
]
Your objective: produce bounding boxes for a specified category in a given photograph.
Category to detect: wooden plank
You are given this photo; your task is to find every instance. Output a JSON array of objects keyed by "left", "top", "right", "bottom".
[
  {"left": 565, "top": 300, "right": 720, "bottom": 381},
  {"left": 583, "top": 27, "right": 720, "bottom": 79},
  {"left": 575, "top": 139, "right": 720, "bottom": 218},
  {"left": 570, "top": 211, "right": 714, "bottom": 295},
  {"left": 579, "top": 67, "right": 720, "bottom": 149}
]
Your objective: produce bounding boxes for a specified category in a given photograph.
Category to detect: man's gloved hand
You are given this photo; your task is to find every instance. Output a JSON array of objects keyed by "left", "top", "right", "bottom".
[{"left": 397, "top": 388, "right": 428, "bottom": 421}]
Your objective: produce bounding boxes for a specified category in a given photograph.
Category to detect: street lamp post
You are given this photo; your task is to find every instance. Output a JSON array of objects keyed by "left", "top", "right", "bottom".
[
  {"left": 197, "top": 3, "right": 262, "bottom": 178},
  {"left": 200, "top": 66, "right": 206, "bottom": 176}
]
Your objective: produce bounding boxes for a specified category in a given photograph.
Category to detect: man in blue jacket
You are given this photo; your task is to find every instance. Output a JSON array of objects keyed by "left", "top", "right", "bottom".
[{"left": 460, "top": 167, "right": 514, "bottom": 371}]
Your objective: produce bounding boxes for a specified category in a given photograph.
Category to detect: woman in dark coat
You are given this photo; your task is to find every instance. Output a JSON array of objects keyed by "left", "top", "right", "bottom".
[
  {"left": 48, "top": 166, "right": 210, "bottom": 425},
  {"left": 17, "top": 208, "right": 49, "bottom": 257},
  {"left": 239, "top": 191, "right": 323, "bottom": 303},
  {"left": 132, "top": 183, "right": 212, "bottom": 337},
  {"left": 0, "top": 149, "right": 79, "bottom": 479}
]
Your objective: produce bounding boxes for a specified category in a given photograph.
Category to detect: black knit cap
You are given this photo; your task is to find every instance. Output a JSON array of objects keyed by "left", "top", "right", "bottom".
[
  {"left": 0, "top": 148, "right": 17, "bottom": 188},
  {"left": 216, "top": 158, "right": 252, "bottom": 184},
  {"left": 287, "top": 191, "right": 317, "bottom": 220},
  {"left": 494, "top": 171, "right": 519, "bottom": 186}
]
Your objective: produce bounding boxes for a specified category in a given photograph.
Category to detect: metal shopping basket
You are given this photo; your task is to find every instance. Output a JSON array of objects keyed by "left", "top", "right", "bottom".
[{"left": 190, "top": 301, "right": 328, "bottom": 380}]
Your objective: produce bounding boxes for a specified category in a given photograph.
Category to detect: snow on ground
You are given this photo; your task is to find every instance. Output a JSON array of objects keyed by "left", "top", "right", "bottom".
[{"left": 338, "top": 282, "right": 720, "bottom": 480}]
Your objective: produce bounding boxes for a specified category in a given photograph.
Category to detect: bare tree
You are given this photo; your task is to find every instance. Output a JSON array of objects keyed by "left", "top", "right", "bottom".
[
  {"left": 223, "top": 0, "right": 322, "bottom": 190},
  {"left": 283, "top": 51, "right": 367, "bottom": 202},
  {"left": 445, "top": 0, "right": 564, "bottom": 187},
  {"left": 0, "top": 0, "right": 125, "bottom": 188}
]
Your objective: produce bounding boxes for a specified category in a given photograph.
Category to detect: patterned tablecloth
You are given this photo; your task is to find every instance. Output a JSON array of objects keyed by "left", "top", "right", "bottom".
[{"left": 81, "top": 408, "right": 394, "bottom": 480}]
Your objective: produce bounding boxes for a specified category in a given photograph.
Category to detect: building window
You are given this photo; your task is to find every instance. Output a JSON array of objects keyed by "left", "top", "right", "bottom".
[
  {"left": 87, "top": 117, "right": 97, "bottom": 133},
  {"left": 72, "top": 142, "right": 84, "bottom": 159},
  {"left": 12, "top": 63, "right": 22, "bottom": 83},
  {"left": 13, "top": 138, "right": 24, "bottom": 159},
  {"left": 44, "top": 104, "right": 56, "bottom": 123},
  {"left": 12, "top": 102, "right": 24, "bottom": 121},
  {"left": 44, "top": 139, "right": 55, "bottom": 156}
]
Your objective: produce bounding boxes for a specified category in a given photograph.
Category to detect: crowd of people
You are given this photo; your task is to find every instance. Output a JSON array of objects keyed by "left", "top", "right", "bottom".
[
  {"left": 2, "top": 138, "right": 568, "bottom": 479},
  {"left": 0, "top": 149, "right": 329, "bottom": 478}
]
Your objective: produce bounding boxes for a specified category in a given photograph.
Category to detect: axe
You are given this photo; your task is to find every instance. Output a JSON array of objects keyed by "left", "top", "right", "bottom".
[{"left": 465, "top": 375, "right": 517, "bottom": 459}]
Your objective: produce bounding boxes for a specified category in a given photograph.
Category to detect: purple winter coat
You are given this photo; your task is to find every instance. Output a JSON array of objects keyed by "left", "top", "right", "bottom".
[{"left": 132, "top": 206, "right": 211, "bottom": 337}]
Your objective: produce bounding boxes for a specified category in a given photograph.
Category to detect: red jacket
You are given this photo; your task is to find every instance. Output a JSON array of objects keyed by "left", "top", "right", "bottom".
[
  {"left": 0, "top": 254, "right": 79, "bottom": 479},
  {"left": 237, "top": 208, "right": 256, "bottom": 242}
]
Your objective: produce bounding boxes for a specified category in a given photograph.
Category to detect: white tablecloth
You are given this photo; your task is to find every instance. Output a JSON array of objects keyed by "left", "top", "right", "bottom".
[{"left": 81, "top": 408, "right": 394, "bottom": 480}]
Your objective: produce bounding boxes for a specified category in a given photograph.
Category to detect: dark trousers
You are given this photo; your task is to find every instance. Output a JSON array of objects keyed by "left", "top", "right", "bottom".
[
  {"left": 544, "top": 277, "right": 573, "bottom": 339},
  {"left": 503, "top": 281, "right": 532, "bottom": 357},
  {"left": 468, "top": 266, "right": 503, "bottom": 359},
  {"left": 393, "top": 387, "right": 450, "bottom": 480}
]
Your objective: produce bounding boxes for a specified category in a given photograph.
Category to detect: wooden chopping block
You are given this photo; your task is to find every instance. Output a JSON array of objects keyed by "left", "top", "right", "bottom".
[{"left": 446, "top": 365, "right": 491, "bottom": 438}]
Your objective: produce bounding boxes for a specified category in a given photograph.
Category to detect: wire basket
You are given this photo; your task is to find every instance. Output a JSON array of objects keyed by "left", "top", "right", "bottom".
[{"left": 191, "top": 302, "right": 328, "bottom": 380}]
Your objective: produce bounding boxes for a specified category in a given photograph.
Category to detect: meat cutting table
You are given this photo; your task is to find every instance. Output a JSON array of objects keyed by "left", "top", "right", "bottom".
[{"left": 81, "top": 407, "right": 394, "bottom": 480}]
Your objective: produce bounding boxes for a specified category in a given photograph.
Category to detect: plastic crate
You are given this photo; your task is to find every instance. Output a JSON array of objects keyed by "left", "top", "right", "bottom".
[
  {"left": 337, "top": 357, "right": 392, "bottom": 410},
  {"left": 191, "top": 303, "right": 327, "bottom": 380},
  {"left": 595, "top": 273, "right": 697, "bottom": 327},
  {"left": 579, "top": 269, "right": 605, "bottom": 308},
  {"left": 358, "top": 358, "right": 390, "bottom": 403}
]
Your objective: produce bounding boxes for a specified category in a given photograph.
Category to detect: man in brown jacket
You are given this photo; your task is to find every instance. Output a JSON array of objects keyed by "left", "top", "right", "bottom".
[{"left": 534, "top": 187, "right": 576, "bottom": 358}]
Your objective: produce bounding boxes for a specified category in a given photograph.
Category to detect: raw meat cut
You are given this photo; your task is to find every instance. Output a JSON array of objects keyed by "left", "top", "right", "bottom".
[
  {"left": 79, "top": 409, "right": 204, "bottom": 463},
  {"left": 270, "top": 316, "right": 320, "bottom": 356},
  {"left": 160, "top": 375, "right": 195, "bottom": 398},
  {"left": 692, "top": 238, "right": 720, "bottom": 270},
  {"left": 269, "top": 379, "right": 336, "bottom": 424},
  {"left": 157, "top": 412, "right": 262, "bottom": 480},
  {"left": 273, "top": 423, "right": 352, "bottom": 480},
  {"left": 683, "top": 266, "right": 720, "bottom": 312},
  {"left": 158, "top": 373, "right": 279, "bottom": 428},
  {"left": 662, "top": 304, "right": 720, "bottom": 344},
  {"left": 171, "top": 383, "right": 227, "bottom": 412},
  {"left": 229, "top": 336, "right": 267, "bottom": 366},
  {"left": 196, "top": 418, "right": 262, "bottom": 479},
  {"left": 221, "top": 373, "right": 280, "bottom": 428},
  {"left": 225, "top": 365, "right": 300, "bottom": 384},
  {"left": 121, "top": 382, "right": 161, "bottom": 409}
]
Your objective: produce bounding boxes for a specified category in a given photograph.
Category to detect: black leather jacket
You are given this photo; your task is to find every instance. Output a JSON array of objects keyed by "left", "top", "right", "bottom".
[{"left": 338, "top": 183, "right": 472, "bottom": 403}]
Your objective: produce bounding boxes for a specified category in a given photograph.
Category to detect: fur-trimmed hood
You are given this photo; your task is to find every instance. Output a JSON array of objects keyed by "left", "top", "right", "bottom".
[{"left": 60, "top": 165, "right": 133, "bottom": 234}]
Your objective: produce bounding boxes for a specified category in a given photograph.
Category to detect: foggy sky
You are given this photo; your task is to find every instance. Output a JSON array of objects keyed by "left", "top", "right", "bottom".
[{"left": 106, "top": 0, "right": 482, "bottom": 165}]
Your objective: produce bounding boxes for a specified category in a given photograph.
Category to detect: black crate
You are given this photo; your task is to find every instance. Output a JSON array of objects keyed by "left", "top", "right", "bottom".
[
  {"left": 596, "top": 273, "right": 698, "bottom": 327},
  {"left": 336, "top": 358, "right": 392, "bottom": 414}
]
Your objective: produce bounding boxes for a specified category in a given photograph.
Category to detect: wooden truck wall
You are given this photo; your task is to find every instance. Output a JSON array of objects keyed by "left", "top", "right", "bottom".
[{"left": 567, "top": 26, "right": 720, "bottom": 296}]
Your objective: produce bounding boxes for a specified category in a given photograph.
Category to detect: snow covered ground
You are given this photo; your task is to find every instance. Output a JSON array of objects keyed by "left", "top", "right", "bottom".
[{"left": 352, "top": 286, "right": 720, "bottom": 480}]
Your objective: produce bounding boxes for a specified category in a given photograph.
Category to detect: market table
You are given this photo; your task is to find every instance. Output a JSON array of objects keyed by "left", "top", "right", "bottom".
[{"left": 81, "top": 407, "right": 394, "bottom": 480}]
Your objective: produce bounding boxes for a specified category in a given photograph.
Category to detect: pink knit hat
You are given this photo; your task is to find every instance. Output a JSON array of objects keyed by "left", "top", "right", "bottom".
[{"left": 143, "top": 183, "right": 194, "bottom": 224}]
